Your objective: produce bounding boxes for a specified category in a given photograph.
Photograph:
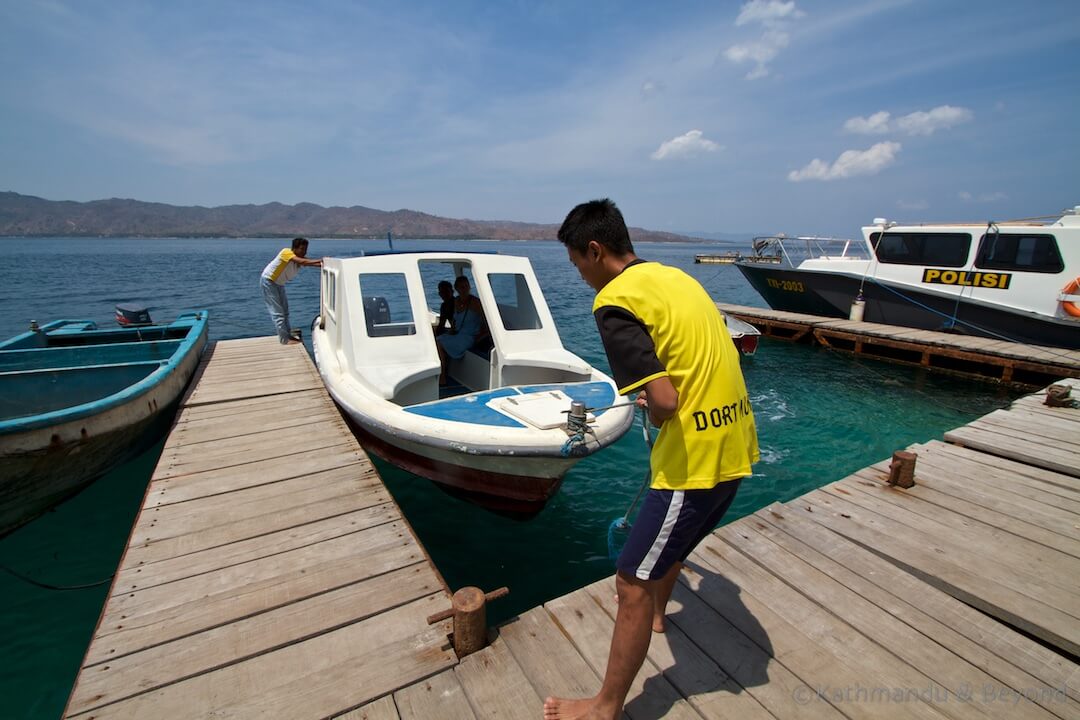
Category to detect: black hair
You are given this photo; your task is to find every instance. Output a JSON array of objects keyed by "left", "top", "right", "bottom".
[
  {"left": 438, "top": 280, "right": 452, "bottom": 291},
  {"left": 454, "top": 275, "right": 470, "bottom": 286},
  {"left": 557, "top": 198, "right": 634, "bottom": 256},
  {"left": 291, "top": 237, "right": 309, "bottom": 250}
]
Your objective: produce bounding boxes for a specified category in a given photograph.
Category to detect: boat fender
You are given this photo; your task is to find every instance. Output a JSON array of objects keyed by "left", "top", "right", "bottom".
[{"left": 1061, "top": 277, "right": 1080, "bottom": 318}]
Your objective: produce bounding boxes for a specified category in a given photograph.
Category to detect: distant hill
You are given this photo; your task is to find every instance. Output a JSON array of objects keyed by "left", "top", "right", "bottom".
[{"left": 0, "top": 191, "right": 703, "bottom": 243}]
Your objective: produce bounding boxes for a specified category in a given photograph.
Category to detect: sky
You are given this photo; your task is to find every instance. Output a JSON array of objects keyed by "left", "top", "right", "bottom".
[{"left": 1, "top": 0, "right": 1078, "bottom": 236}]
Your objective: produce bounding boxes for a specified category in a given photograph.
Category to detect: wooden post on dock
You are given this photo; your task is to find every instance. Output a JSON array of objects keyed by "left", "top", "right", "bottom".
[
  {"left": 427, "top": 586, "right": 509, "bottom": 658},
  {"left": 887, "top": 450, "right": 917, "bottom": 488}
]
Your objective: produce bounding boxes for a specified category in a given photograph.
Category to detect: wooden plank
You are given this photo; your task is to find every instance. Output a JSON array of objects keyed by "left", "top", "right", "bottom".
[
  {"left": 455, "top": 639, "right": 544, "bottom": 720},
  {"left": 146, "top": 443, "right": 365, "bottom": 504},
  {"left": 792, "top": 491, "right": 1080, "bottom": 656},
  {"left": 853, "top": 465, "right": 1080, "bottom": 559},
  {"left": 542, "top": 585, "right": 705, "bottom": 720},
  {"left": 133, "top": 465, "right": 380, "bottom": 534},
  {"left": 336, "top": 695, "right": 400, "bottom": 720},
  {"left": 174, "top": 389, "right": 330, "bottom": 422},
  {"left": 908, "top": 441, "right": 1080, "bottom": 506},
  {"left": 70, "top": 599, "right": 456, "bottom": 720},
  {"left": 115, "top": 502, "right": 399, "bottom": 592},
  {"left": 751, "top": 505, "right": 1080, "bottom": 711},
  {"left": 830, "top": 474, "right": 1080, "bottom": 592},
  {"left": 155, "top": 424, "right": 350, "bottom": 476},
  {"left": 87, "top": 523, "right": 419, "bottom": 663},
  {"left": 68, "top": 566, "right": 443, "bottom": 716},
  {"left": 715, "top": 521, "right": 1058, "bottom": 720},
  {"left": 581, "top": 578, "right": 775, "bottom": 720},
  {"left": 945, "top": 425, "right": 1080, "bottom": 477},
  {"left": 499, "top": 607, "right": 603, "bottom": 707},
  {"left": 394, "top": 671, "right": 477, "bottom": 720},
  {"left": 169, "top": 405, "right": 338, "bottom": 445},
  {"left": 683, "top": 541, "right": 951, "bottom": 720},
  {"left": 185, "top": 375, "right": 323, "bottom": 406},
  {"left": 969, "top": 410, "right": 1080, "bottom": 448}
]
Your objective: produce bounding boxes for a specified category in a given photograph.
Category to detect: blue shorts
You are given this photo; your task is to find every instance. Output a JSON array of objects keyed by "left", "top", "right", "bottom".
[{"left": 617, "top": 479, "right": 742, "bottom": 581}]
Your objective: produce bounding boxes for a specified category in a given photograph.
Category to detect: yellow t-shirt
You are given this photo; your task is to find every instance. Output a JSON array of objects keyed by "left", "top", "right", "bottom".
[{"left": 593, "top": 261, "right": 758, "bottom": 489}]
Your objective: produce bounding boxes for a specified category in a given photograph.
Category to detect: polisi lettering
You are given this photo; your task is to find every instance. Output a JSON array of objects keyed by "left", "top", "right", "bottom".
[
  {"left": 693, "top": 394, "right": 752, "bottom": 431},
  {"left": 921, "top": 269, "right": 1011, "bottom": 289}
]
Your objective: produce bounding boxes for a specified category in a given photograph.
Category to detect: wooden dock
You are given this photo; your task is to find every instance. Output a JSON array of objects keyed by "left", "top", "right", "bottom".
[
  {"left": 66, "top": 338, "right": 1080, "bottom": 719},
  {"left": 63, "top": 338, "right": 455, "bottom": 719},
  {"left": 346, "top": 380, "right": 1080, "bottom": 720},
  {"left": 717, "top": 303, "right": 1080, "bottom": 387}
]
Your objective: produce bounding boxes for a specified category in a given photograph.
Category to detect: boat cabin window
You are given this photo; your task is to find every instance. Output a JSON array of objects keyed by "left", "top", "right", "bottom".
[
  {"left": 975, "top": 233, "right": 1064, "bottom": 273},
  {"left": 488, "top": 273, "right": 543, "bottom": 331},
  {"left": 322, "top": 269, "right": 337, "bottom": 319},
  {"left": 357, "top": 273, "right": 416, "bottom": 337},
  {"left": 871, "top": 232, "right": 970, "bottom": 267}
]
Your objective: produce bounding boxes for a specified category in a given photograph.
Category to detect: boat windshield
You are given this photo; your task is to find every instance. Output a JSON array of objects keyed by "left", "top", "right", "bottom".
[{"left": 752, "top": 235, "right": 870, "bottom": 266}]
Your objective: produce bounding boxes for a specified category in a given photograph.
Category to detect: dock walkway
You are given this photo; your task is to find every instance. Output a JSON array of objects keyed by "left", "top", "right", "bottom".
[
  {"left": 717, "top": 303, "right": 1080, "bottom": 386},
  {"left": 64, "top": 338, "right": 455, "bottom": 719},
  {"left": 353, "top": 380, "right": 1080, "bottom": 720},
  {"left": 66, "top": 339, "right": 1080, "bottom": 719}
]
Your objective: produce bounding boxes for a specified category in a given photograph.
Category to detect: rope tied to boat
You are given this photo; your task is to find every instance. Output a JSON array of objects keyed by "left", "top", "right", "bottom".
[{"left": 560, "top": 401, "right": 597, "bottom": 457}]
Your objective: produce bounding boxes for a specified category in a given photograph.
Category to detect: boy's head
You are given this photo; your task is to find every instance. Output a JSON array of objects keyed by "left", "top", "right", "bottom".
[
  {"left": 557, "top": 199, "right": 633, "bottom": 257},
  {"left": 558, "top": 199, "right": 635, "bottom": 291},
  {"left": 291, "top": 237, "right": 309, "bottom": 255}
]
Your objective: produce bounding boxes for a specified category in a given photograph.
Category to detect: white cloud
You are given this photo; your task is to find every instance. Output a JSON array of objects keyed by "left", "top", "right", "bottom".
[
  {"left": 726, "top": 1, "right": 802, "bottom": 80},
  {"left": 724, "top": 30, "right": 790, "bottom": 80},
  {"left": 736, "top": 0, "right": 803, "bottom": 27},
  {"left": 844, "top": 105, "right": 973, "bottom": 137},
  {"left": 788, "top": 141, "right": 901, "bottom": 182},
  {"left": 844, "top": 111, "right": 891, "bottom": 135},
  {"left": 959, "top": 191, "right": 1007, "bottom": 203},
  {"left": 895, "top": 105, "right": 973, "bottom": 135},
  {"left": 651, "top": 129, "right": 722, "bottom": 160}
]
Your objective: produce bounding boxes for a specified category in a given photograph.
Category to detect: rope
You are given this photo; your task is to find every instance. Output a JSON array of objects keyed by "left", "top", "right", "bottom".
[{"left": 0, "top": 563, "right": 113, "bottom": 591}]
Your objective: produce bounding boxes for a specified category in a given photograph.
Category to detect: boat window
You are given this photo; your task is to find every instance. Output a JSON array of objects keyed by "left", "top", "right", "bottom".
[
  {"left": 488, "top": 273, "right": 543, "bottom": 330},
  {"left": 322, "top": 270, "right": 337, "bottom": 319},
  {"left": 357, "top": 273, "right": 416, "bottom": 337},
  {"left": 871, "top": 232, "right": 970, "bottom": 267},
  {"left": 975, "top": 233, "right": 1064, "bottom": 273}
]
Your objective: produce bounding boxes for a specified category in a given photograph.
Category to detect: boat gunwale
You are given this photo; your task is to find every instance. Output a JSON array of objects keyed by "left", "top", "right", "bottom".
[{"left": 0, "top": 313, "right": 209, "bottom": 436}]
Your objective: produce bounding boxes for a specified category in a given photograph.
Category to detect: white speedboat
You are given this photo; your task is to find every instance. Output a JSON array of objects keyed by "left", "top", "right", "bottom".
[
  {"left": 311, "top": 252, "right": 635, "bottom": 512},
  {"left": 736, "top": 207, "right": 1080, "bottom": 349}
]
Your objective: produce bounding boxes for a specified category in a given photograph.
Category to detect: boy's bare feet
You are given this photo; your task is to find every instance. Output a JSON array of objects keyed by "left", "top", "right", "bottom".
[{"left": 543, "top": 695, "right": 617, "bottom": 720}]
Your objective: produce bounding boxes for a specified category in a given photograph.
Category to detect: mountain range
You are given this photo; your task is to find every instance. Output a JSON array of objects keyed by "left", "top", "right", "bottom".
[{"left": 0, "top": 191, "right": 707, "bottom": 243}]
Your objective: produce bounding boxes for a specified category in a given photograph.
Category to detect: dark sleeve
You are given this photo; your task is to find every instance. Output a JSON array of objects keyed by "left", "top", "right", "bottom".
[
  {"left": 594, "top": 306, "right": 666, "bottom": 394},
  {"left": 437, "top": 300, "right": 453, "bottom": 328}
]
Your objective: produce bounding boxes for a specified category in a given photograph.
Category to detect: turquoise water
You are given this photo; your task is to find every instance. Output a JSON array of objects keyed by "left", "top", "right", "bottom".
[{"left": 0, "top": 237, "right": 1020, "bottom": 719}]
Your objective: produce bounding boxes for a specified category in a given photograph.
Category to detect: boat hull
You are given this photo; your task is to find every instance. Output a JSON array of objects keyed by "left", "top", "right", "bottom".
[
  {"left": 0, "top": 315, "right": 208, "bottom": 535},
  {"left": 344, "top": 417, "right": 569, "bottom": 514},
  {"left": 736, "top": 264, "right": 1080, "bottom": 349}
]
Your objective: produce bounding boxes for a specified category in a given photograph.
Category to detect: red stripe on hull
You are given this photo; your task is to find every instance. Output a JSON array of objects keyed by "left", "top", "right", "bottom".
[{"left": 346, "top": 420, "right": 565, "bottom": 514}]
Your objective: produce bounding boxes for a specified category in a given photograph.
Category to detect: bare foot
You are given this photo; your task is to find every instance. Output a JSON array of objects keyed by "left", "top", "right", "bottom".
[
  {"left": 286, "top": 339, "right": 302, "bottom": 345},
  {"left": 543, "top": 695, "right": 614, "bottom": 720}
]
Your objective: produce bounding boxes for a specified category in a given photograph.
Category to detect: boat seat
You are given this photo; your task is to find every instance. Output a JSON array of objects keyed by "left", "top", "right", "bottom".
[{"left": 359, "top": 361, "right": 441, "bottom": 402}]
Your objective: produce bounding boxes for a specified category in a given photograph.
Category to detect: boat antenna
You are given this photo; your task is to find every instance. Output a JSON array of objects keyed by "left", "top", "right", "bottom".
[{"left": 387, "top": 229, "right": 394, "bottom": 251}]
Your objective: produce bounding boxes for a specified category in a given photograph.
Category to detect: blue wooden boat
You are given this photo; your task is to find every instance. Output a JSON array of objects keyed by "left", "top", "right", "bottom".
[{"left": 0, "top": 311, "right": 209, "bottom": 535}]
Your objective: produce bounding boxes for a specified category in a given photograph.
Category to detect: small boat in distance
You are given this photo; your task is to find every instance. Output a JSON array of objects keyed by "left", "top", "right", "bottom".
[
  {"left": 311, "top": 252, "right": 635, "bottom": 513},
  {"left": 0, "top": 310, "right": 209, "bottom": 535},
  {"left": 724, "top": 313, "right": 761, "bottom": 356},
  {"left": 735, "top": 207, "right": 1080, "bottom": 349}
]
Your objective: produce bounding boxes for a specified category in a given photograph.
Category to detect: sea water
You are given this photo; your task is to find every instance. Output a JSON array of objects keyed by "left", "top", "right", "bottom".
[{"left": 0, "top": 237, "right": 1020, "bottom": 718}]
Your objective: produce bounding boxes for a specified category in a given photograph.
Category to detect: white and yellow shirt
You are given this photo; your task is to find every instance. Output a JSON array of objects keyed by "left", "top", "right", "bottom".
[{"left": 261, "top": 249, "right": 301, "bottom": 286}]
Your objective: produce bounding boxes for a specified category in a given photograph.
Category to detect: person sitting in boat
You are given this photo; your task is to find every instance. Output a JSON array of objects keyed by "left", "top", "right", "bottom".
[
  {"left": 433, "top": 280, "right": 455, "bottom": 336},
  {"left": 436, "top": 275, "right": 488, "bottom": 383}
]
